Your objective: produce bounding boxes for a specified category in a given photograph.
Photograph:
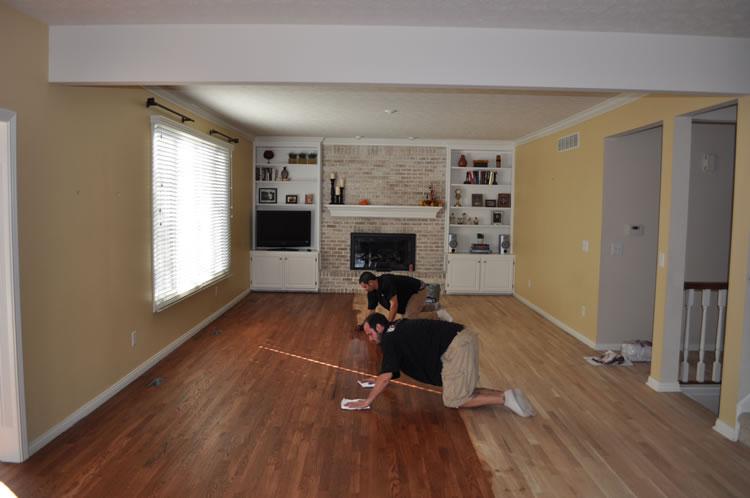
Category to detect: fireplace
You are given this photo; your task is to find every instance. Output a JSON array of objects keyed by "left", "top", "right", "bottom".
[{"left": 350, "top": 233, "right": 416, "bottom": 271}]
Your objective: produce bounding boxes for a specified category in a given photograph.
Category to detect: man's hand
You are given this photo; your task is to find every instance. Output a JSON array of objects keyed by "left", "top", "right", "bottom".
[{"left": 345, "top": 399, "right": 370, "bottom": 409}]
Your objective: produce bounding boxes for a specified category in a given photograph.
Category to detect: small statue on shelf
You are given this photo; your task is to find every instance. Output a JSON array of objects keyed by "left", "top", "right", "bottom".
[
  {"left": 473, "top": 217, "right": 479, "bottom": 225},
  {"left": 280, "top": 166, "right": 290, "bottom": 181},
  {"left": 454, "top": 188, "right": 462, "bottom": 207}
]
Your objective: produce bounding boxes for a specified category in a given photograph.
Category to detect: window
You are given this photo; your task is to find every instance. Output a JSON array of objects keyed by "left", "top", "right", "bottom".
[{"left": 151, "top": 116, "right": 232, "bottom": 311}]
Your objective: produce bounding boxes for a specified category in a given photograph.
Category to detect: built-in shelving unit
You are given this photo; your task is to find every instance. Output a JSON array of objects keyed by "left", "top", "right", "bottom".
[
  {"left": 444, "top": 145, "right": 515, "bottom": 294},
  {"left": 251, "top": 138, "right": 322, "bottom": 292}
]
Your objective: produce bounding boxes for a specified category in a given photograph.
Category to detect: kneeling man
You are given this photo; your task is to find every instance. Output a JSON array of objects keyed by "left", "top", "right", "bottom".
[{"left": 345, "top": 313, "right": 535, "bottom": 416}]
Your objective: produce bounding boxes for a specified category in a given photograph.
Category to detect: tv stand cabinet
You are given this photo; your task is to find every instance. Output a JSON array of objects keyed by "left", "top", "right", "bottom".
[{"left": 250, "top": 250, "right": 319, "bottom": 291}]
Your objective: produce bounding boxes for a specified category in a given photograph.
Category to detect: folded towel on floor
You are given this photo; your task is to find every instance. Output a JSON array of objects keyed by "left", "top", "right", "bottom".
[
  {"left": 357, "top": 379, "right": 375, "bottom": 388},
  {"left": 340, "top": 398, "right": 370, "bottom": 410}
]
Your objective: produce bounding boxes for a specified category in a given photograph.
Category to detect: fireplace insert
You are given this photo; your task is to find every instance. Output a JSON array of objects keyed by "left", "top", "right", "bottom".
[{"left": 350, "top": 233, "right": 416, "bottom": 271}]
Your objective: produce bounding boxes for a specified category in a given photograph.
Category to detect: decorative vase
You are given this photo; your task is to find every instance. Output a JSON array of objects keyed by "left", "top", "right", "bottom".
[
  {"left": 495, "top": 154, "right": 502, "bottom": 168},
  {"left": 280, "top": 167, "right": 290, "bottom": 181},
  {"left": 263, "top": 150, "right": 274, "bottom": 164},
  {"left": 458, "top": 154, "right": 468, "bottom": 167}
]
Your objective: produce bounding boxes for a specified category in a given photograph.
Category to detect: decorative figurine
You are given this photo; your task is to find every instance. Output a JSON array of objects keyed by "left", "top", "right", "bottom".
[
  {"left": 280, "top": 166, "right": 290, "bottom": 181},
  {"left": 496, "top": 154, "right": 502, "bottom": 168},
  {"left": 449, "top": 212, "right": 456, "bottom": 224},
  {"left": 473, "top": 217, "right": 479, "bottom": 225},
  {"left": 458, "top": 154, "right": 468, "bottom": 167},
  {"left": 454, "top": 188, "right": 462, "bottom": 207}
]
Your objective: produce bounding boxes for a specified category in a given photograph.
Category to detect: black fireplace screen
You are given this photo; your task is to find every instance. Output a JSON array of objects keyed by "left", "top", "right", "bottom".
[{"left": 350, "top": 233, "right": 416, "bottom": 271}]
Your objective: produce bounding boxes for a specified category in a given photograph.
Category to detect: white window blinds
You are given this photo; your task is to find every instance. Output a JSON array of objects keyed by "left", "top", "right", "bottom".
[{"left": 151, "top": 116, "right": 232, "bottom": 312}]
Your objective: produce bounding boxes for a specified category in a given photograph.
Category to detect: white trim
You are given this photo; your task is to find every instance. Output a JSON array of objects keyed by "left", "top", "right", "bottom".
[
  {"left": 646, "top": 376, "right": 682, "bottom": 392},
  {"left": 326, "top": 204, "right": 442, "bottom": 219},
  {"left": 514, "top": 93, "right": 645, "bottom": 146},
  {"left": 323, "top": 137, "right": 515, "bottom": 149},
  {"left": 255, "top": 136, "right": 324, "bottom": 147},
  {"left": 513, "top": 293, "right": 597, "bottom": 349},
  {"left": 0, "top": 109, "right": 28, "bottom": 462},
  {"left": 147, "top": 88, "right": 255, "bottom": 143},
  {"left": 713, "top": 418, "right": 739, "bottom": 441},
  {"left": 28, "top": 288, "right": 250, "bottom": 456}
]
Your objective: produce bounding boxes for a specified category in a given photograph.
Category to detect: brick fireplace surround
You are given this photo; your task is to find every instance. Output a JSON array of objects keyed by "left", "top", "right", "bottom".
[{"left": 320, "top": 145, "right": 446, "bottom": 293}]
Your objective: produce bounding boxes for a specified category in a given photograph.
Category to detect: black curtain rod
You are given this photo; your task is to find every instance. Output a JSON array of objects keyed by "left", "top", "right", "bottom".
[
  {"left": 146, "top": 97, "right": 194, "bottom": 123},
  {"left": 209, "top": 129, "right": 239, "bottom": 144}
]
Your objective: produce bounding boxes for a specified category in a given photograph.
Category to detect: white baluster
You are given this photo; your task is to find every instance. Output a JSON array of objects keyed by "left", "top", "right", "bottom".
[
  {"left": 712, "top": 289, "right": 728, "bottom": 382},
  {"left": 681, "top": 289, "right": 695, "bottom": 383},
  {"left": 696, "top": 289, "right": 711, "bottom": 383}
]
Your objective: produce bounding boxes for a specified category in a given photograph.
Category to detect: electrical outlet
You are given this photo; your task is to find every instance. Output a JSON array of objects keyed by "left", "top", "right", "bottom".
[
  {"left": 528, "top": 279, "right": 532, "bottom": 288},
  {"left": 582, "top": 240, "right": 589, "bottom": 253},
  {"left": 581, "top": 305, "right": 587, "bottom": 317},
  {"left": 130, "top": 330, "right": 137, "bottom": 348},
  {"left": 658, "top": 252, "right": 666, "bottom": 268}
]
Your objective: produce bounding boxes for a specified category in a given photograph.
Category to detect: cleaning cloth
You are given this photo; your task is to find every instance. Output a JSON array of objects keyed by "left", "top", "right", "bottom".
[{"left": 340, "top": 398, "right": 370, "bottom": 410}]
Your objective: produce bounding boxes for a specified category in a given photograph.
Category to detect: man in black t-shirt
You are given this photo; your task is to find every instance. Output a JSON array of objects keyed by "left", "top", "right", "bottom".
[
  {"left": 344, "top": 313, "right": 535, "bottom": 417},
  {"left": 359, "top": 271, "right": 449, "bottom": 323}
]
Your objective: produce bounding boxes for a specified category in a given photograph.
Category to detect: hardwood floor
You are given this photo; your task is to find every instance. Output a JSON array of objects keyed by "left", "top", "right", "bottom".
[{"left": 1, "top": 293, "right": 749, "bottom": 497}]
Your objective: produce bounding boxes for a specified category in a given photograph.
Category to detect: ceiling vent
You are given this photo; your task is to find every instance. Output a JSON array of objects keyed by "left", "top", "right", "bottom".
[{"left": 557, "top": 132, "right": 580, "bottom": 152}]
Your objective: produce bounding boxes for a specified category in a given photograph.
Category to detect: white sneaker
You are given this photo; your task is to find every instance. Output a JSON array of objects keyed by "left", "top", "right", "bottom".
[
  {"left": 436, "top": 309, "right": 454, "bottom": 322},
  {"left": 503, "top": 389, "right": 535, "bottom": 417}
]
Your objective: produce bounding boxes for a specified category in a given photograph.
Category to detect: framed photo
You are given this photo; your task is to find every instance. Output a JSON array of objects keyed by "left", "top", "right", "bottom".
[
  {"left": 497, "top": 193, "right": 511, "bottom": 208},
  {"left": 492, "top": 211, "right": 503, "bottom": 224},
  {"left": 484, "top": 199, "right": 497, "bottom": 207},
  {"left": 285, "top": 194, "right": 298, "bottom": 204},
  {"left": 258, "top": 187, "right": 277, "bottom": 204},
  {"left": 304, "top": 193, "right": 314, "bottom": 204},
  {"left": 471, "top": 193, "right": 484, "bottom": 207}
]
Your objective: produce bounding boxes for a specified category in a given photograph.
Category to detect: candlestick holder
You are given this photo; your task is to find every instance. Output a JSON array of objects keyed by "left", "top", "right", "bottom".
[{"left": 330, "top": 178, "right": 336, "bottom": 204}]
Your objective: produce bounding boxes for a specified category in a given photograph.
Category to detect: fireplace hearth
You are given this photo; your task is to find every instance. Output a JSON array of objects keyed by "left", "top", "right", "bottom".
[{"left": 350, "top": 233, "right": 416, "bottom": 271}]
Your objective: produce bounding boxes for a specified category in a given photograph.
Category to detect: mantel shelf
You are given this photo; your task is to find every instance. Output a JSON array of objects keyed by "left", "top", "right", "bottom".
[{"left": 326, "top": 205, "right": 442, "bottom": 219}]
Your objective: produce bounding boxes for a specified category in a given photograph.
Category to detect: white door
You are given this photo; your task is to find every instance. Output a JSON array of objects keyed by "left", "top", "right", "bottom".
[
  {"left": 0, "top": 110, "right": 27, "bottom": 462},
  {"left": 250, "top": 251, "right": 285, "bottom": 290},
  {"left": 283, "top": 252, "right": 318, "bottom": 291},
  {"left": 446, "top": 255, "right": 481, "bottom": 293},
  {"left": 480, "top": 257, "right": 514, "bottom": 293}
]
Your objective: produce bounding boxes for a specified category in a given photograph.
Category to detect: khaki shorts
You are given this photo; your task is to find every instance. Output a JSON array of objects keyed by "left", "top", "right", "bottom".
[{"left": 440, "top": 328, "right": 479, "bottom": 408}]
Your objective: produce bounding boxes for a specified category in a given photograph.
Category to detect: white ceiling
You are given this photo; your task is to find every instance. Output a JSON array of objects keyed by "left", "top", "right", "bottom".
[
  {"left": 10, "top": 0, "right": 750, "bottom": 37},
  {"left": 165, "top": 85, "right": 615, "bottom": 140}
]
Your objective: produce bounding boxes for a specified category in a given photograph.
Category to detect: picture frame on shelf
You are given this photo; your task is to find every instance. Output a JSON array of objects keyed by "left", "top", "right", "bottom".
[
  {"left": 497, "top": 193, "right": 511, "bottom": 208},
  {"left": 259, "top": 187, "right": 277, "bottom": 204},
  {"left": 471, "top": 194, "right": 484, "bottom": 207},
  {"left": 285, "top": 194, "right": 298, "bottom": 204},
  {"left": 484, "top": 199, "right": 497, "bottom": 207},
  {"left": 492, "top": 211, "right": 503, "bottom": 224},
  {"left": 304, "top": 193, "right": 314, "bottom": 204}
]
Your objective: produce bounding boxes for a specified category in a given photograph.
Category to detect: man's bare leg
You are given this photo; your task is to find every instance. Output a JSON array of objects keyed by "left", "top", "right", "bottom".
[{"left": 458, "top": 389, "right": 504, "bottom": 408}]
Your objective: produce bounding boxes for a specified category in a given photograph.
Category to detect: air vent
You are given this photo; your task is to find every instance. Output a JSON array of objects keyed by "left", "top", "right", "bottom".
[{"left": 557, "top": 132, "right": 580, "bottom": 152}]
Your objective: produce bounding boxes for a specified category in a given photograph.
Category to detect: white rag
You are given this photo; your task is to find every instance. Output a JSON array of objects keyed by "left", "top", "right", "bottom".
[
  {"left": 357, "top": 379, "right": 375, "bottom": 388},
  {"left": 340, "top": 398, "right": 370, "bottom": 410}
]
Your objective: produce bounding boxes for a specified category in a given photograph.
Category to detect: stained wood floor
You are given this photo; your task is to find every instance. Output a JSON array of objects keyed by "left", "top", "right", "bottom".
[{"left": 1, "top": 293, "right": 749, "bottom": 497}]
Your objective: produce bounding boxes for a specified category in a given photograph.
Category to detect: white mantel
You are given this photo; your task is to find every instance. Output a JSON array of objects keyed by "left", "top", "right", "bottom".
[{"left": 326, "top": 205, "right": 442, "bottom": 219}]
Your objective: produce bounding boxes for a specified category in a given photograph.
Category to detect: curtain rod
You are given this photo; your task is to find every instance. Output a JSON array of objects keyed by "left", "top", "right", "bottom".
[
  {"left": 209, "top": 129, "right": 239, "bottom": 143},
  {"left": 146, "top": 97, "right": 194, "bottom": 123}
]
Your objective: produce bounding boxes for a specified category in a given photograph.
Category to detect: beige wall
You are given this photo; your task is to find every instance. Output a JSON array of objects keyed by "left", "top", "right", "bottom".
[
  {"left": 515, "top": 95, "right": 749, "bottom": 426},
  {"left": 1, "top": 3, "right": 251, "bottom": 441}
]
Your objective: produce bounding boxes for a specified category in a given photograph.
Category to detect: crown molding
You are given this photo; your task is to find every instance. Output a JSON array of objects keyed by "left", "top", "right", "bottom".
[
  {"left": 514, "top": 93, "right": 645, "bottom": 146},
  {"left": 146, "top": 87, "right": 255, "bottom": 142},
  {"left": 323, "top": 137, "right": 514, "bottom": 149}
]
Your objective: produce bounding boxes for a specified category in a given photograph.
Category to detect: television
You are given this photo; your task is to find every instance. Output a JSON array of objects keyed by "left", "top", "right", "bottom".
[{"left": 256, "top": 210, "right": 312, "bottom": 248}]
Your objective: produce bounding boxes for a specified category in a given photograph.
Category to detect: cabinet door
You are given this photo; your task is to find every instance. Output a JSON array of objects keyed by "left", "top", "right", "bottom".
[
  {"left": 480, "top": 257, "right": 514, "bottom": 293},
  {"left": 251, "top": 252, "right": 285, "bottom": 290},
  {"left": 446, "top": 255, "right": 481, "bottom": 293},
  {"left": 283, "top": 253, "right": 319, "bottom": 291}
]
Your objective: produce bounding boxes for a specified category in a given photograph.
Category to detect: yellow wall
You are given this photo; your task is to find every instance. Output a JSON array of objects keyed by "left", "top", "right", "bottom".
[
  {"left": 719, "top": 96, "right": 750, "bottom": 427},
  {"left": 1, "top": 3, "right": 252, "bottom": 441},
  {"left": 515, "top": 95, "right": 748, "bottom": 426}
]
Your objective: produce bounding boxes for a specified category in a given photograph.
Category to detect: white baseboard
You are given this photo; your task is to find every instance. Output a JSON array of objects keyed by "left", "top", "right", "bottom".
[
  {"left": 28, "top": 288, "right": 250, "bottom": 456},
  {"left": 713, "top": 418, "right": 739, "bottom": 441},
  {"left": 646, "top": 376, "right": 682, "bottom": 392},
  {"left": 513, "top": 293, "right": 598, "bottom": 349}
]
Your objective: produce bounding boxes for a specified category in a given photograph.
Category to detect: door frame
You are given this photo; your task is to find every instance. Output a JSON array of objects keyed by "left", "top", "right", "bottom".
[{"left": 0, "top": 108, "right": 28, "bottom": 462}]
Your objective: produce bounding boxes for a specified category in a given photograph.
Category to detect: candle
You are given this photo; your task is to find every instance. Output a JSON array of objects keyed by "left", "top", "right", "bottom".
[
  {"left": 340, "top": 177, "right": 345, "bottom": 187},
  {"left": 335, "top": 186, "right": 341, "bottom": 195},
  {"left": 330, "top": 173, "right": 336, "bottom": 180}
]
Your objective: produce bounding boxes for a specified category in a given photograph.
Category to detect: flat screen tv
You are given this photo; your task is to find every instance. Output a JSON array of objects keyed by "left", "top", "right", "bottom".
[{"left": 256, "top": 210, "right": 312, "bottom": 248}]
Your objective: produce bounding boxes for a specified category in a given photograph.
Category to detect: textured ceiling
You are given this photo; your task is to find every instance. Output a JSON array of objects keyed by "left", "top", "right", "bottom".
[
  {"left": 165, "top": 85, "right": 615, "bottom": 140},
  {"left": 9, "top": 0, "right": 750, "bottom": 36}
]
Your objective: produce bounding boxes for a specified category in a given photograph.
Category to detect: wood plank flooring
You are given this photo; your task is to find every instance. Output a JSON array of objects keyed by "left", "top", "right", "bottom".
[{"left": 1, "top": 293, "right": 749, "bottom": 497}]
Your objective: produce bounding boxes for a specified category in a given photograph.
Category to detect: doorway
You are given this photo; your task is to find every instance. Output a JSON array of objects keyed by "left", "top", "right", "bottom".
[
  {"left": 597, "top": 125, "right": 663, "bottom": 349},
  {"left": 0, "top": 108, "right": 27, "bottom": 462}
]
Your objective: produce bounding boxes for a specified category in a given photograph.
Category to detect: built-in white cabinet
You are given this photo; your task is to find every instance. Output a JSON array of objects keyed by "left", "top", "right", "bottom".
[
  {"left": 445, "top": 254, "right": 514, "bottom": 294},
  {"left": 250, "top": 250, "right": 319, "bottom": 291}
]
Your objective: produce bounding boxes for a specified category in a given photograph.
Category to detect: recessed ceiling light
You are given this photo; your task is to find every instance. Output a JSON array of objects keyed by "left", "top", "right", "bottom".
[
  {"left": 355, "top": 135, "right": 363, "bottom": 140},
  {"left": 408, "top": 137, "right": 417, "bottom": 141},
  {"left": 384, "top": 109, "right": 398, "bottom": 115}
]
